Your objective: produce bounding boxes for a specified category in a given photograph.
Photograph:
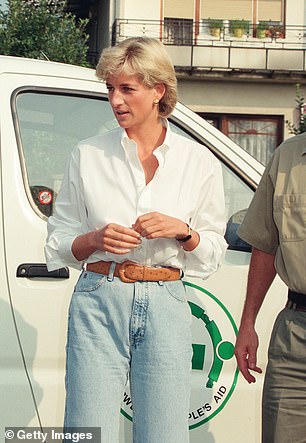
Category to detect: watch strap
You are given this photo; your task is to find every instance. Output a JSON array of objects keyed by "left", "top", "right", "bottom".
[{"left": 177, "top": 224, "right": 192, "bottom": 243}]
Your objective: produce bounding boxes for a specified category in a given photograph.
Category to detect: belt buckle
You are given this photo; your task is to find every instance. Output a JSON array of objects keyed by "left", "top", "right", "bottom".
[{"left": 118, "top": 261, "right": 139, "bottom": 283}]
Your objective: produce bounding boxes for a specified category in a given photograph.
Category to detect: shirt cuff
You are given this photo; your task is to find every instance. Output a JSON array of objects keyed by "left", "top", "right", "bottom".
[
  {"left": 58, "top": 236, "right": 83, "bottom": 267},
  {"left": 183, "top": 232, "right": 227, "bottom": 279},
  {"left": 45, "top": 236, "right": 83, "bottom": 271}
]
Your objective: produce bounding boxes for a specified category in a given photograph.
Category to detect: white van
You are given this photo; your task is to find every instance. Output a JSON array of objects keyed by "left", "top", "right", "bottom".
[{"left": 0, "top": 56, "right": 287, "bottom": 443}]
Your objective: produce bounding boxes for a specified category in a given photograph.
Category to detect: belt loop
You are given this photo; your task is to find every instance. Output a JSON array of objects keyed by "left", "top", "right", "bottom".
[
  {"left": 107, "top": 261, "right": 117, "bottom": 281},
  {"left": 286, "top": 299, "right": 298, "bottom": 310}
]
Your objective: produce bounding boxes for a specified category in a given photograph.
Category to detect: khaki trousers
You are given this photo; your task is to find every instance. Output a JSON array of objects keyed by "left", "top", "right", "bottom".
[{"left": 262, "top": 307, "right": 306, "bottom": 443}]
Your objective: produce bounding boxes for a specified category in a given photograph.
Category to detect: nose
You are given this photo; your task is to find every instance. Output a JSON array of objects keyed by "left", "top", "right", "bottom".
[{"left": 109, "top": 89, "right": 124, "bottom": 107}]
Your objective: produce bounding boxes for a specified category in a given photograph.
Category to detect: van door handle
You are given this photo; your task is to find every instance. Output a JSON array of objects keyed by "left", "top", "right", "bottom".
[{"left": 16, "top": 263, "right": 69, "bottom": 279}]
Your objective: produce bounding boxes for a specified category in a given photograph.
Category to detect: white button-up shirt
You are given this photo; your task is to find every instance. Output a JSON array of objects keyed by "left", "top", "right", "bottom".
[{"left": 45, "top": 122, "right": 227, "bottom": 279}]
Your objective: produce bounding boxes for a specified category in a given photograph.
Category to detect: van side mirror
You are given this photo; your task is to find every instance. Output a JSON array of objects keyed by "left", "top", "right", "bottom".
[{"left": 225, "top": 209, "right": 251, "bottom": 252}]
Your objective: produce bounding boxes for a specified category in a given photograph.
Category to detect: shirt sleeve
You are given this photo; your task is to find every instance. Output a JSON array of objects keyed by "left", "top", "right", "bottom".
[
  {"left": 238, "top": 155, "right": 279, "bottom": 255},
  {"left": 183, "top": 156, "right": 228, "bottom": 279},
  {"left": 45, "top": 146, "right": 87, "bottom": 271}
]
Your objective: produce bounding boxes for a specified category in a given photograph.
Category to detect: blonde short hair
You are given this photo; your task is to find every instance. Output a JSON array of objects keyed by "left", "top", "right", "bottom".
[{"left": 96, "top": 37, "right": 177, "bottom": 118}]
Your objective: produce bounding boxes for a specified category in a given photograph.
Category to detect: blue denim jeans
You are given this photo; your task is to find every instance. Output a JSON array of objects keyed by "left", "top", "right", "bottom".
[{"left": 64, "top": 268, "right": 193, "bottom": 443}]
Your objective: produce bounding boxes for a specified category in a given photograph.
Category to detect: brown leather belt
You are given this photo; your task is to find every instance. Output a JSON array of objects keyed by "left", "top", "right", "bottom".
[{"left": 86, "top": 260, "right": 181, "bottom": 283}]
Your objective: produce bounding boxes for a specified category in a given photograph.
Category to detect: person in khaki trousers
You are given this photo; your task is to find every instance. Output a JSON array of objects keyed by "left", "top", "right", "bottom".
[{"left": 235, "top": 132, "right": 306, "bottom": 443}]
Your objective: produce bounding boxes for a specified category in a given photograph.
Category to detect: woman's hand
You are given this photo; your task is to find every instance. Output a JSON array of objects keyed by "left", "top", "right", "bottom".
[
  {"left": 132, "top": 212, "right": 188, "bottom": 239},
  {"left": 93, "top": 223, "right": 142, "bottom": 253},
  {"left": 72, "top": 223, "right": 141, "bottom": 261},
  {"left": 133, "top": 212, "right": 200, "bottom": 251}
]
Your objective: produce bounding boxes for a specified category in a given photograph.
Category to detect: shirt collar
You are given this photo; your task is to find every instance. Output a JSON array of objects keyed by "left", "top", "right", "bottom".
[{"left": 120, "top": 119, "right": 172, "bottom": 168}]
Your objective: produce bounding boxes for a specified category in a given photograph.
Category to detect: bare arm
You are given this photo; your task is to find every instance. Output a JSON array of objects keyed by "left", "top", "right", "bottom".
[{"left": 235, "top": 247, "right": 276, "bottom": 383}]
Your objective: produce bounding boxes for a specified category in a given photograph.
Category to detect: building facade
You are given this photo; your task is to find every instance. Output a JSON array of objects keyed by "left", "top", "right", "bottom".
[{"left": 69, "top": 0, "right": 306, "bottom": 164}]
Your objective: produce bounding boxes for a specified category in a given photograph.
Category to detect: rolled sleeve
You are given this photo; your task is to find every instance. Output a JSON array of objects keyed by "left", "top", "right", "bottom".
[
  {"left": 184, "top": 158, "right": 228, "bottom": 278},
  {"left": 184, "top": 232, "right": 227, "bottom": 278},
  {"left": 45, "top": 146, "right": 87, "bottom": 271},
  {"left": 45, "top": 230, "right": 82, "bottom": 271}
]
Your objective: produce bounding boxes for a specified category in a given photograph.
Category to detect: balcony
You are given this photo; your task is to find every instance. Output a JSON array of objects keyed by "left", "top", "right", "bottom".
[{"left": 112, "top": 19, "right": 306, "bottom": 81}]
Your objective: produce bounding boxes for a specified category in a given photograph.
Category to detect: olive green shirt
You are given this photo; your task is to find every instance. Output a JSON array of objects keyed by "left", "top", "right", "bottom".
[{"left": 238, "top": 132, "right": 306, "bottom": 293}]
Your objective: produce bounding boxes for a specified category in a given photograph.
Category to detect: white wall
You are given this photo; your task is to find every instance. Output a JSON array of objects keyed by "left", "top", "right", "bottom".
[
  {"left": 177, "top": 78, "right": 300, "bottom": 140},
  {"left": 285, "top": 0, "right": 305, "bottom": 26},
  {"left": 117, "top": 0, "right": 160, "bottom": 20}
]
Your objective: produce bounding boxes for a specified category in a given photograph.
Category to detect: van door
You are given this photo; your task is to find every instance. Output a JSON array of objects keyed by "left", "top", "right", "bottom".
[
  {"left": 0, "top": 129, "right": 38, "bottom": 431},
  {"left": 1, "top": 74, "right": 115, "bottom": 430}
]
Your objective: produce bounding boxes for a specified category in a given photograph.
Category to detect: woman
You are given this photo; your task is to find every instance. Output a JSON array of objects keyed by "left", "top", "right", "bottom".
[{"left": 45, "top": 37, "right": 227, "bottom": 443}]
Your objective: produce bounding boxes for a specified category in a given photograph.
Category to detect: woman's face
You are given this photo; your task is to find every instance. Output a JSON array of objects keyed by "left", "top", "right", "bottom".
[{"left": 106, "top": 72, "right": 164, "bottom": 133}]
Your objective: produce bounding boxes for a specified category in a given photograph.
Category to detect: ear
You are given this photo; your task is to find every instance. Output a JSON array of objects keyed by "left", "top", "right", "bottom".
[{"left": 154, "top": 83, "right": 166, "bottom": 101}]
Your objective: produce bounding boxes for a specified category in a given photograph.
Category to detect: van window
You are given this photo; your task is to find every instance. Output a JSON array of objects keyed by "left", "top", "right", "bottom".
[
  {"left": 14, "top": 91, "right": 116, "bottom": 216},
  {"left": 222, "top": 166, "right": 253, "bottom": 251},
  {"left": 170, "top": 122, "right": 254, "bottom": 251}
]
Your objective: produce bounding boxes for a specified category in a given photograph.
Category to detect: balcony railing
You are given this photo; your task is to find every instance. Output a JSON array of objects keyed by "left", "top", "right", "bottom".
[{"left": 112, "top": 19, "right": 306, "bottom": 74}]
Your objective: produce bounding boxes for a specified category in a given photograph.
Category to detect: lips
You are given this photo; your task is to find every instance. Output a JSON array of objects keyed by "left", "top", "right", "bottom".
[{"left": 115, "top": 110, "right": 129, "bottom": 116}]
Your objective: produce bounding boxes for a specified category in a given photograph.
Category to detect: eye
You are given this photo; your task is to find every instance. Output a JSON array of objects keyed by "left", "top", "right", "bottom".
[
  {"left": 122, "top": 86, "right": 134, "bottom": 92},
  {"left": 106, "top": 85, "right": 114, "bottom": 92}
]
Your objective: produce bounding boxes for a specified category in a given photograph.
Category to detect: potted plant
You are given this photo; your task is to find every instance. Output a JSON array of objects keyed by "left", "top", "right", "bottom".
[
  {"left": 229, "top": 19, "right": 250, "bottom": 38},
  {"left": 266, "top": 21, "right": 285, "bottom": 39},
  {"left": 267, "top": 23, "right": 285, "bottom": 39},
  {"left": 207, "top": 18, "right": 223, "bottom": 38},
  {"left": 256, "top": 21, "right": 268, "bottom": 39}
]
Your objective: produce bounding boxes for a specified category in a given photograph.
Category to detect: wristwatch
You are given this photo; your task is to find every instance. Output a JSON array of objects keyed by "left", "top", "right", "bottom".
[{"left": 177, "top": 224, "right": 192, "bottom": 243}]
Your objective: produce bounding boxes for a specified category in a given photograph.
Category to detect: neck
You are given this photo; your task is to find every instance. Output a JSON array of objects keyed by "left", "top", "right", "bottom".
[{"left": 126, "top": 118, "right": 166, "bottom": 156}]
